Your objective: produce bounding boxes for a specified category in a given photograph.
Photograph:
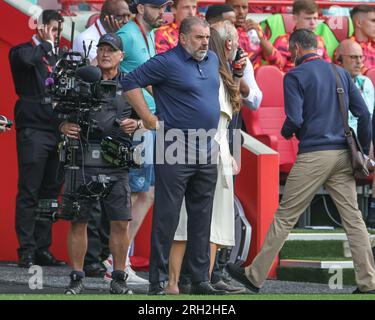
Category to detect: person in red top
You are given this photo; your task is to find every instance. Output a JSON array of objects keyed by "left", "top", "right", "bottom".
[
  {"left": 271, "top": 0, "right": 330, "bottom": 73},
  {"left": 348, "top": 5, "right": 375, "bottom": 73},
  {"left": 225, "top": 0, "right": 282, "bottom": 71},
  {"left": 249, "top": 6, "right": 289, "bottom": 14},
  {"left": 155, "top": 0, "right": 197, "bottom": 53}
]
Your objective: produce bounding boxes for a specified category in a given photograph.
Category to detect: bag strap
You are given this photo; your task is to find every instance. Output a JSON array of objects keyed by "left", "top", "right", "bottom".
[{"left": 331, "top": 63, "right": 351, "bottom": 136}]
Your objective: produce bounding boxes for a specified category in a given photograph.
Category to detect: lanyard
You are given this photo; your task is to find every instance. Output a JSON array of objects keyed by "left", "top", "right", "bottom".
[
  {"left": 95, "top": 20, "right": 104, "bottom": 37},
  {"left": 300, "top": 55, "right": 321, "bottom": 65},
  {"left": 134, "top": 17, "right": 153, "bottom": 58},
  {"left": 31, "top": 37, "right": 53, "bottom": 73}
]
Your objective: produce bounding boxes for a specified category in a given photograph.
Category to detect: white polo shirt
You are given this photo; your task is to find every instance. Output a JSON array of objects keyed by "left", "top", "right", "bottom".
[{"left": 73, "top": 19, "right": 106, "bottom": 62}]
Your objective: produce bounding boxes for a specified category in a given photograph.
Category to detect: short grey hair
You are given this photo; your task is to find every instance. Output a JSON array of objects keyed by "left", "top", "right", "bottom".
[
  {"left": 289, "top": 29, "right": 317, "bottom": 50},
  {"left": 179, "top": 16, "right": 210, "bottom": 35},
  {"left": 211, "top": 20, "right": 237, "bottom": 42}
]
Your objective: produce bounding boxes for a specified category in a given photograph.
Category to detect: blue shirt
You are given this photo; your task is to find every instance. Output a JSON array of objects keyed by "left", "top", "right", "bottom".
[
  {"left": 121, "top": 44, "right": 220, "bottom": 132},
  {"left": 349, "top": 75, "right": 374, "bottom": 134},
  {"left": 281, "top": 53, "right": 371, "bottom": 154},
  {"left": 117, "top": 19, "right": 156, "bottom": 113}
]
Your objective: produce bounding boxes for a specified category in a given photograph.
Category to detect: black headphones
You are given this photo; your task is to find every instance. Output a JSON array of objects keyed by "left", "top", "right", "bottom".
[
  {"left": 129, "top": 0, "right": 139, "bottom": 14},
  {"left": 337, "top": 55, "right": 343, "bottom": 63}
]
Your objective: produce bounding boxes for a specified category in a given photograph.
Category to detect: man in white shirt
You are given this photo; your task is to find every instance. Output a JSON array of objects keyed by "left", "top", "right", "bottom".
[{"left": 73, "top": 0, "right": 131, "bottom": 64}]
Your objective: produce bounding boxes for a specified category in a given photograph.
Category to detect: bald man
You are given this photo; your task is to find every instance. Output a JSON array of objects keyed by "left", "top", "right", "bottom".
[
  {"left": 73, "top": 0, "right": 131, "bottom": 63},
  {"left": 336, "top": 39, "right": 375, "bottom": 228}
]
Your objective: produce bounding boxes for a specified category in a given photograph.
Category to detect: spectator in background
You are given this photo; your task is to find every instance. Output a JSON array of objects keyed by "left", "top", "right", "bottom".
[
  {"left": 205, "top": 8, "right": 262, "bottom": 110},
  {"left": 225, "top": 0, "right": 281, "bottom": 71},
  {"left": 271, "top": 0, "right": 331, "bottom": 73},
  {"left": 348, "top": 5, "right": 375, "bottom": 73},
  {"left": 336, "top": 39, "right": 375, "bottom": 229},
  {"left": 73, "top": 0, "right": 131, "bottom": 64},
  {"left": 155, "top": 0, "right": 197, "bottom": 54},
  {"left": 227, "top": 29, "right": 375, "bottom": 295},
  {"left": 249, "top": 5, "right": 289, "bottom": 14},
  {"left": 205, "top": 4, "right": 236, "bottom": 25}
]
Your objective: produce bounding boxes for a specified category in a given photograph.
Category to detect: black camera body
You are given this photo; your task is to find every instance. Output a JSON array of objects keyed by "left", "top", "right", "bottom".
[
  {"left": 35, "top": 174, "right": 116, "bottom": 222},
  {"left": 38, "top": 51, "right": 120, "bottom": 222},
  {"left": 0, "top": 115, "right": 13, "bottom": 128},
  {"left": 101, "top": 136, "right": 142, "bottom": 169},
  {"left": 47, "top": 51, "right": 117, "bottom": 114}
]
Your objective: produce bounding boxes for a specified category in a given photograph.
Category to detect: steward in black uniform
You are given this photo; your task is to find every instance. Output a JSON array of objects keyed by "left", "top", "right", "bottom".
[{"left": 9, "top": 10, "right": 65, "bottom": 268}]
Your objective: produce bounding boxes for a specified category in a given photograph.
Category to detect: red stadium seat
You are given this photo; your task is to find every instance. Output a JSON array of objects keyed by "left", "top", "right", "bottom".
[{"left": 242, "top": 65, "right": 298, "bottom": 179}]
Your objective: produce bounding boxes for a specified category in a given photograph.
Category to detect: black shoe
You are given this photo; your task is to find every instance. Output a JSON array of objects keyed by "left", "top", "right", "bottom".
[
  {"left": 178, "top": 282, "right": 191, "bottom": 295},
  {"left": 35, "top": 251, "right": 66, "bottom": 267},
  {"left": 65, "top": 273, "right": 84, "bottom": 295},
  {"left": 190, "top": 281, "right": 227, "bottom": 295},
  {"left": 212, "top": 280, "right": 247, "bottom": 294},
  {"left": 83, "top": 262, "right": 106, "bottom": 278},
  {"left": 352, "top": 288, "right": 375, "bottom": 294},
  {"left": 110, "top": 275, "right": 133, "bottom": 295},
  {"left": 226, "top": 263, "right": 260, "bottom": 294},
  {"left": 18, "top": 253, "right": 35, "bottom": 268},
  {"left": 148, "top": 281, "right": 166, "bottom": 295}
]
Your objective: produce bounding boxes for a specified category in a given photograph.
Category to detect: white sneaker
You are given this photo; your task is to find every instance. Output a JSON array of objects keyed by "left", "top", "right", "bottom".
[
  {"left": 125, "top": 265, "right": 149, "bottom": 285},
  {"left": 102, "top": 258, "right": 148, "bottom": 285}
]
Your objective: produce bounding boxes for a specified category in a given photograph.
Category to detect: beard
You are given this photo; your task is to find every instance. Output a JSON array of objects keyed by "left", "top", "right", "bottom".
[
  {"left": 192, "top": 49, "right": 208, "bottom": 61},
  {"left": 143, "top": 9, "right": 163, "bottom": 29},
  {"left": 186, "top": 42, "right": 208, "bottom": 61}
]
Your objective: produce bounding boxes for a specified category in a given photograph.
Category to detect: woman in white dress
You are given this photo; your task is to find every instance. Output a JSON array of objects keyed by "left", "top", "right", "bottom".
[{"left": 166, "top": 25, "right": 245, "bottom": 294}]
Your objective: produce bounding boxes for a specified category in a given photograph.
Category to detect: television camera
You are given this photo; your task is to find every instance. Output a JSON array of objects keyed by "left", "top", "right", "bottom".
[{"left": 36, "top": 28, "right": 140, "bottom": 223}]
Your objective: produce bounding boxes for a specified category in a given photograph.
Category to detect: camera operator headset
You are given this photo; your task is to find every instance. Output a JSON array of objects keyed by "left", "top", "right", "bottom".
[{"left": 58, "top": 33, "right": 140, "bottom": 295}]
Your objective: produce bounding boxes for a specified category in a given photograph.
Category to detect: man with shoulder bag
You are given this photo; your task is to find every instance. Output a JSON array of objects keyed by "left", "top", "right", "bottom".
[{"left": 227, "top": 29, "right": 375, "bottom": 295}]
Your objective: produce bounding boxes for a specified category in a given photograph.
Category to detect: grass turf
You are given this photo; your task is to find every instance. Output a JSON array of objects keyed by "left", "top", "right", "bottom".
[
  {"left": 291, "top": 228, "right": 375, "bottom": 234},
  {"left": 0, "top": 294, "right": 375, "bottom": 300}
]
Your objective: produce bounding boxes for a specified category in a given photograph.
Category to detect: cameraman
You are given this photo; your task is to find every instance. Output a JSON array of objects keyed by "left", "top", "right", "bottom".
[
  {"left": 9, "top": 10, "right": 65, "bottom": 268},
  {"left": 60, "top": 34, "right": 138, "bottom": 295}
]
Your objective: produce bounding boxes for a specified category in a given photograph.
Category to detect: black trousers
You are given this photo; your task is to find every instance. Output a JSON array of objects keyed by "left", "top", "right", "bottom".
[
  {"left": 15, "top": 128, "right": 63, "bottom": 256},
  {"left": 149, "top": 163, "right": 217, "bottom": 284}
]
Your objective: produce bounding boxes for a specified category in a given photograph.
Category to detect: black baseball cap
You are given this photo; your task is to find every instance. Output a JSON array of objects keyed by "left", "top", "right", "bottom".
[{"left": 97, "top": 33, "right": 123, "bottom": 51}]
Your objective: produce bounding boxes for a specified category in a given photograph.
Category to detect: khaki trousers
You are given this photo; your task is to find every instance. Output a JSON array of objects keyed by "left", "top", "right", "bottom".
[{"left": 245, "top": 150, "right": 375, "bottom": 292}]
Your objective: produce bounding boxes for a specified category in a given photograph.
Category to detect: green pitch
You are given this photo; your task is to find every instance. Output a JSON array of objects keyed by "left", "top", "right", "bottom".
[{"left": 1, "top": 294, "right": 375, "bottom": 300}]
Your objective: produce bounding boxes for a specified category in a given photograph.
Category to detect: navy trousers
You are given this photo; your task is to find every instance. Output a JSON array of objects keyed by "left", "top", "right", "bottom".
[{"left": 149, "top": 163, "right": 217, "bottom": 284}]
